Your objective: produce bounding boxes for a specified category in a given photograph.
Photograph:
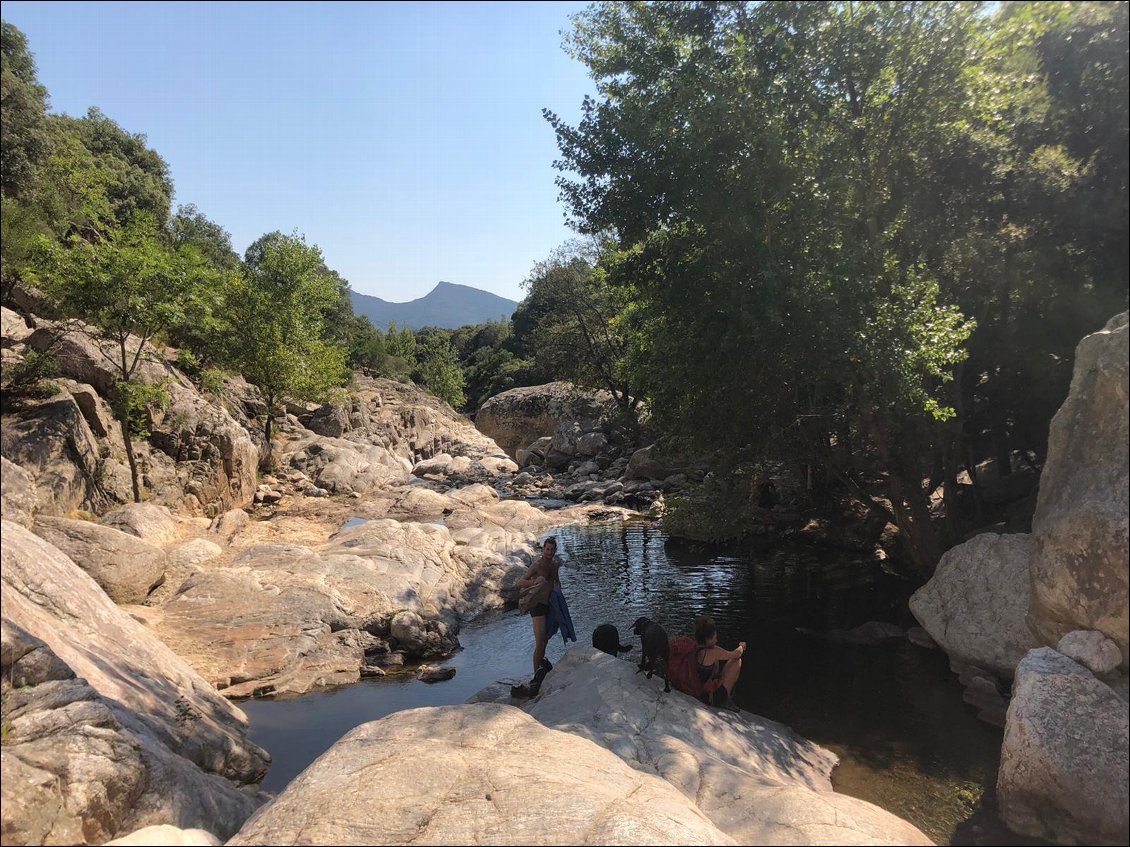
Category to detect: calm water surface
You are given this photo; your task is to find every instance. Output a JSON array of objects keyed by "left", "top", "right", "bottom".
[{"left": 241, "top": 519, "right": 1019, "bottom": 845}]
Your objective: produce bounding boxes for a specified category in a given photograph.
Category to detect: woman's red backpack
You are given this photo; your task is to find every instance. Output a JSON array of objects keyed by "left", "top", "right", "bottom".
[{"left": 667, "top": 636, "right": 720, "bottom": 703}]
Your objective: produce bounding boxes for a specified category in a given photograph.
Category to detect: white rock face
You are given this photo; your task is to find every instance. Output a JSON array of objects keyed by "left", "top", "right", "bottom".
[
  {"left": 228, "top": 703, "right": 737, "bottom": 846},
  {"left": 0, "top": 522, "right": 267, "bottom": 845},
  {"left": 493, "top": 647, "right": 932, "bottom": 846},
  {"left": 998, "top": 647, "right": 1129, "bottom": 845},
  {"left": 1029, "top": 312, "right": 1129, "bottom": 670},
  {"left": 909, "top": 533, "right": 1038, "bottom": 678}
]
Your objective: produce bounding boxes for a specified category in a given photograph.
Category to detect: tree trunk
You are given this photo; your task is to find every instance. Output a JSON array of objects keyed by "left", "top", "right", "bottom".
[
  {"left": 122, "top": 425, "right": 141, "bottom": 503},
  {"left": 264, "top": 413, "right": 274, "bottom": 469}
]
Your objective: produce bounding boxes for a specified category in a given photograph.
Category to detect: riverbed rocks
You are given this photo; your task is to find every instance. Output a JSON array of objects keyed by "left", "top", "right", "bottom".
[
  {"left": 997, "top": 647, "right": 1129, "bottom": 845},
  {"left": 498, "top": 647, "right": 932, "bottom": 846},
  {"left": 1, "top": 521, "right": 268, "bottom": 845},
  {"left": 227, "top": 703, "right": 737, "bottom": 846},
  {"left": 1029, "top": 311, "right": 1129, "bottom": 671},
  {"left": 909, "top": 533, "right": 1038, "bottom": 678},
  {"left": 146, "top": 508, "right": 542, "bottom": 698}
]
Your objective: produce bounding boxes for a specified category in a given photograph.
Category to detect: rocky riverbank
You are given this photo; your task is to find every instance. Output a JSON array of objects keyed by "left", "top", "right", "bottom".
[{"left": 3, "top": 301, "right": 1126, "bottom": 846}]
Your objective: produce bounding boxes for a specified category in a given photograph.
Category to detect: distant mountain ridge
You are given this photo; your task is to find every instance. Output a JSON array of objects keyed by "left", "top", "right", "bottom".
[{"left": 349, "top": 282, "right": 518, "bottom": 331}]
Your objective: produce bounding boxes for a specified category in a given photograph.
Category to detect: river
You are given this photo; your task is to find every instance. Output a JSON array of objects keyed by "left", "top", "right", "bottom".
[{"left": 240, "top": 518, "right": 1025, "bottom": 845}]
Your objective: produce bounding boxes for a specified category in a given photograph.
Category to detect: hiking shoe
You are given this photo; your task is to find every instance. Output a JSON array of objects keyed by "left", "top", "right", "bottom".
[
  {"left": 510, "top": 683, "right": 532, "bottom": 699},
  {"left": 720, "top": 697, "right": 741, "bottom": 713}
]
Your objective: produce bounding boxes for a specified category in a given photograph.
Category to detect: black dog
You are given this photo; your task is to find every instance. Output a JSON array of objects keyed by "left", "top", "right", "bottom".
[
  {"left": 592, "top": 623, "right": 633, "bottom": 657},
  {"left": 632, "top": 616, "right": 670, "bottom": 692}
]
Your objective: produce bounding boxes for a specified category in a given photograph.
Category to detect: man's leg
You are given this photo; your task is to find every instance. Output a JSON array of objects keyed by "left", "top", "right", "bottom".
[{"left": 532, "top": 614, "right": 548, "bottom": 675}]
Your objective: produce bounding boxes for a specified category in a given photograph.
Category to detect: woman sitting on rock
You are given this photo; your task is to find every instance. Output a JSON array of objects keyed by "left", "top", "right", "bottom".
[{"left": 693, "top": 615, "right": 744, "bottom": 711}]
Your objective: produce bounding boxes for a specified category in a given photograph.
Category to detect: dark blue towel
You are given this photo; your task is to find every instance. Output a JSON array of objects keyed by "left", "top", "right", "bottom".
[{"left": 545, "top": 588, "right": 576, "bottom": 645}]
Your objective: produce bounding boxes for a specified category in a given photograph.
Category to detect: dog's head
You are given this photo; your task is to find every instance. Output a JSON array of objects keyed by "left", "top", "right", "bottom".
[{"left": 632, "top": 616, "right": 653, "bottom": 637}]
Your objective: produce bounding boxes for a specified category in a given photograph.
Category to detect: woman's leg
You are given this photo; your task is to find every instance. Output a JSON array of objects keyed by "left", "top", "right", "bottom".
[
  {"left": 532, "top": 614, "right": 548, "bottom": 674},
  {"left": 720, "top": 657, "right": 742, "bottom": 698}
]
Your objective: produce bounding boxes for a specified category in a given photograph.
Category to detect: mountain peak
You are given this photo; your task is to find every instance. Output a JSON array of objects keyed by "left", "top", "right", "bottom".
[{"left": 350, "top": 282, "right": 518, "bottom": 331}]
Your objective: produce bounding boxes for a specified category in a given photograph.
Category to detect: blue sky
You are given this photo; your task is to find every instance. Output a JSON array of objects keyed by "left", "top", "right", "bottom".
[{"left": 3, "top": 1, "right": 595, "bottom": 302}]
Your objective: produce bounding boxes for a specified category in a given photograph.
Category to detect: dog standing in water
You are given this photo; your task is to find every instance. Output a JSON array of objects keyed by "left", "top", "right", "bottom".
[{"left": 632, "top": 616, "right": 671, "bottom": 692}]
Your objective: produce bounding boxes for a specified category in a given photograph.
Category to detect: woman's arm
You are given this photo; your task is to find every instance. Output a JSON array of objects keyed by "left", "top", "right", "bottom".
[{"left": 709, "top": 643, "right": 746, "bottom": 662}]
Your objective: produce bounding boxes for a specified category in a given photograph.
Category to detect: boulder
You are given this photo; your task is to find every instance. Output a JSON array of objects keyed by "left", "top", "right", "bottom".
[
  {"left": 101, "top": 502, "right": 181, "bottom": 546},
  {"left": 998, "top": 647, "right": 1129, "bottom": 845},
  {"left": 475, "top": 382, "right": 622, "bottom": 459},
  {"left": 284, "top": 434, "right": 410, "bottom": 495},
  {"left": 416, "top": 664, "right": 456, "bottom": 683},
  {"left": 1, "top": 522, "right": 267, "bottom": 845},
  {"left": 305, "top": 403, "right": 351, "bottom": 438},
  {"left": 226, "top": 704, "right": 736, "bottom": 846},
  {"left": 1, "top": 390, "right": 125, "bottom": 515},
  {"left": 909, "top": 533, "right": 1038, "bottom": 678},
  {"left": 32, "top": 516, "right": 167, "bottom": 604},
  {"left": 624, "top": 443, "right": 692, "bottom": 481},
  {"left": 1, "top": 304, "right": 33, "bottom": 346},
  {"left": 501, "top": 648, "right": 931, "bottom": 845},
  {"left": 106, "top": 826, "right": 221, "bottom": 846},
  {"left": 209, "top": 508, "right": 249, "bottom": 540},
  {"left": 1056, "top": 630, "right": 1122, "bottom": 676},
  {"left": 1029, "top": 312, "right": 1129, "bottom": 670}
]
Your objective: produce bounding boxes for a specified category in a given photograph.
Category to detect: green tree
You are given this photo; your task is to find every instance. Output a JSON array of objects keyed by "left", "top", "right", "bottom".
[
  {"left": 521, "top": 240, "right": 643, "bottom": 423},
  {"left": 548, "top": 1, "right": 990, "bottom": 571},
  {"left": 39, "top": 213, "right": 211, "bottom": 501},
  {"left": 53, "top": 108, "right": 173, "bottom": 227},
  {"left": 0, "top": 21, "right": 51, "bottom": 200},
  {"left": 228, "top": 231, "right": 347, "bottom": 461},
  {"left": 413, "top": 331, "right": 466, "bottom": 409}
]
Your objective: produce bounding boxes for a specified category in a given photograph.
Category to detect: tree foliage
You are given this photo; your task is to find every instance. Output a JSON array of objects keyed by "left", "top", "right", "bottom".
[
  {"left": 547, "top": 0, "right": 1128, "bottom": 571},
  {"left": 227, "top": 231, "right": 347, "bottom": 457}
]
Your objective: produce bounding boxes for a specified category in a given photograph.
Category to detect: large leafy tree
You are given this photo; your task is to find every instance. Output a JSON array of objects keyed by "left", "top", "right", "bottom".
[
  {"left": 228, "top": 231, "right": 347, "bottom": 459},
  {"left": 547, "top": 1, "right": 998, "bottom": 571},
  {"left": 39, "top": 213, "right": 213, "bottom": 501},
  {"left": 521, "top": 241, "right": 643, "bottom": 423}
]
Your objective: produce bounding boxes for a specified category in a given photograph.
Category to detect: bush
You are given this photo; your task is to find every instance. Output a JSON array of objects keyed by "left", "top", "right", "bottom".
[
  {"left": 199, "top": 368, "right": 225, "bottom": 396},
  {"left": 0, "top": 349, "right": 59, "bottom": 401},
  {"left": 175, "top": 347, "right": 202, "bottom": 378},
  {"left": 662, "top": 468, "right": 758, "bottom": 543}
]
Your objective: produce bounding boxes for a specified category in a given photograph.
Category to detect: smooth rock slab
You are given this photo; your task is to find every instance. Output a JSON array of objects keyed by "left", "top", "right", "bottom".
[
  {"left": 101, "top": 502, "right": 181, "bottom": 546},
  {"left": 998, "top": 647, "right": 1129, "bottom": 845},
  {"left": 516, "top": 647, "right": 932, "bottom": 846},
  {"left": 1, "top": 521, "right": 267, "bottom": 844},
  {"left": 228, "top": 703, "right": 735, "bottom": 846}
]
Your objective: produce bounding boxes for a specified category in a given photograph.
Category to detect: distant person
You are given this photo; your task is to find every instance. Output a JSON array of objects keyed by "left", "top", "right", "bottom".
[{"left": 693, "top": 615, "right": 744, "bottom": 711}]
